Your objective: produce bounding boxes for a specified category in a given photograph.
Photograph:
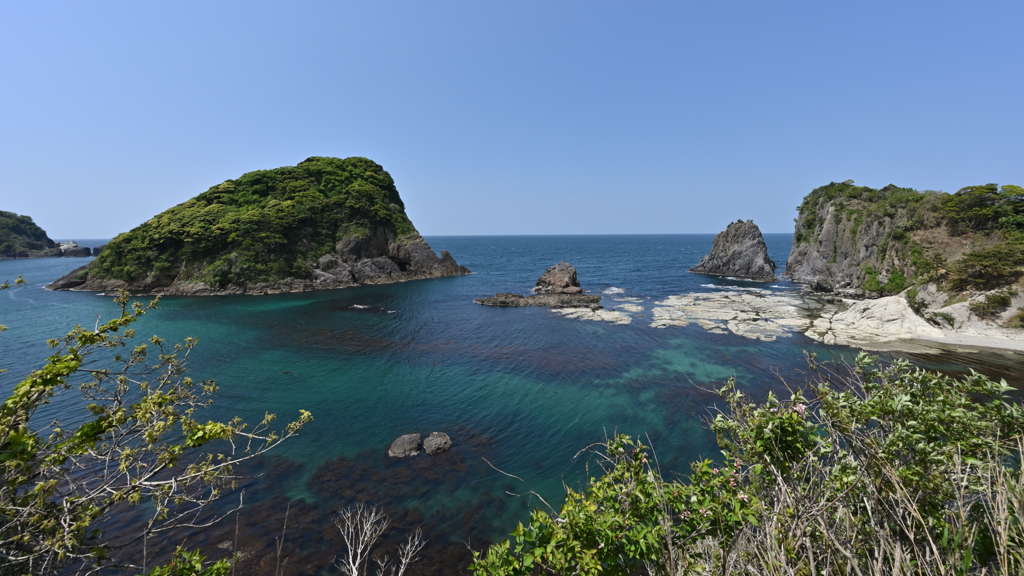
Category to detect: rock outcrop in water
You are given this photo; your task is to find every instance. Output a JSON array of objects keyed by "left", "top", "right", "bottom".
[
  {"left": 690, "top": 220, "right": 777, "bottom": 281},
  {"left": 475, "top": 292, "right": 603, "bottom": 309},
  {"left": 424, "top": 432, "right": 451, "bottom": 455},
  {"left": 57, "top": 241, "right": 92, "bottom": 258},
  {"left": 47, "top": 157, "right": 470, "bottom": 295},
  {"left": 476, "top": 261, "right": 602, "bottom": 309},
  {"left": 534, "top": 261, "right": 582, "bottom": 294},
  {"left": 388, "top": 433, "right": 422, "bottom": 457}
]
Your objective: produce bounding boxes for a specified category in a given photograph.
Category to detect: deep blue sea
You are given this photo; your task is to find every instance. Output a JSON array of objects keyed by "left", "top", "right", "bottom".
[{"left": 3, "top": 235, "right": 1024, "bottom": 575}]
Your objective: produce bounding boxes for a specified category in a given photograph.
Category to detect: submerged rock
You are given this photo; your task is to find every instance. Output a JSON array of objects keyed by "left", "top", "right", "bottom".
[
  {"left": 535, "top": 261, "right": 582, "bottom": 294},
  {"left": 423, "top": 432, "right": 451, "bottom": 455},
  {"left": 690, "top": 220, "right": 777, "bottom": 281},
  {"left": 388, "top": 433, "right": 422, "bottom": 458}
]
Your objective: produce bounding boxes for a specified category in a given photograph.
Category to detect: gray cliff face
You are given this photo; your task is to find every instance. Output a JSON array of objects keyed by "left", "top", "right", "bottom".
[
  {"left": 783, "top": 198, "right": 914, "bottom": 294},
  {"left": 47, "top": 229, "right": 469, "bottom": 295},
  {"left": 690, "top": 220, "right": 777, "bottom": 281}
]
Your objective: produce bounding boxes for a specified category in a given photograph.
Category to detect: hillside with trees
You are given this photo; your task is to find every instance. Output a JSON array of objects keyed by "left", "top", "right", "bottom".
[
  {"left": 48, "top": 156, "right": 468, "bottom": 295},
  {"left": 0, "top": 211, "right": 56, "bottom": 258}
]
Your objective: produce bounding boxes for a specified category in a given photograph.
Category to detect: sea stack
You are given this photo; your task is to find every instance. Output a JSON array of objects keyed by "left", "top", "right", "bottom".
[
  {"left": 534, "top": 260, "right": 582, "bottom": 294},
  {"left": 690, "top": 220, "right": 777, "bottom": 281}
]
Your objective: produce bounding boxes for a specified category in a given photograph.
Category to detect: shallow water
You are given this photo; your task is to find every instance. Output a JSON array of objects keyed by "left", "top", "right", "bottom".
[{"left": 2, "top": 234, "right": 1023, "bottom": 575}]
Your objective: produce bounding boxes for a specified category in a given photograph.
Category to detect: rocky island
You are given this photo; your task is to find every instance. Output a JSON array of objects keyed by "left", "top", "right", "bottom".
[
  {"left": 475, "top": 261, "right": 602, "bottom": 309},
  {"left": 47, "top": 157, "right": 469, "bottom": 295},
  {"left": 689, "top": 219, "right": 777, "bottom": 281}
]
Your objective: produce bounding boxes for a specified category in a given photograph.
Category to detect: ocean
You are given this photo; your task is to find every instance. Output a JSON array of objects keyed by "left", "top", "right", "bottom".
[{"left": 3, "top": 234, "right": 1024, "bottom": 574}]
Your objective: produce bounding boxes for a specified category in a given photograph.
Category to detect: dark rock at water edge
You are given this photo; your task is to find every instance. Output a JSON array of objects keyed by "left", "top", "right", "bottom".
[
  {"left": 388, "top": 433, "right": 422, "bottom": 457},
  {"left": 58, "top": 241, "right": 92, "bottom": 258},
  {"left": 690, "top": 220, "right": 777, "bottom": 281},
  {"left": 92, "top": 245, "right": 105, "bottom": 257},
  {"left": 424, "top": 432, "right": 451, "bottom": 455},
  {"left": 475, "top": 292, "right": 603, "bottom": 310},
  {"left": 534, "top": 261, "right": 582, "bottom": 294}
]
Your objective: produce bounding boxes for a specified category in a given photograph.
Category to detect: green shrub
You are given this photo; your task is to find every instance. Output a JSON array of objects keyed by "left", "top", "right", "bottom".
[
  {"left": 473, "top": 355, "right": 1024, "bottom": 576},
  {"left": 907, "top": 288, "right": 928, "bottom": 315},
  {"left": 1007, "top": 307, "right": 1024, "bottom": 329},
  {"left": 947, "top": 243, "right": 1024, "bottom": 291},
  {"left": 862, "top": 266, "right": 882, "bottom": 293},
  {"left": 969, "top": 290, "right": 1017, "bottom": 319},
  {"left": 883, "top": 270, "right": 907, "bottom": 293},
  {"left": 931, "top": 311, "right": 956, "bottom": 327},
  {"left": 862, "top": 268, "right": 906, "bottom": 295}
]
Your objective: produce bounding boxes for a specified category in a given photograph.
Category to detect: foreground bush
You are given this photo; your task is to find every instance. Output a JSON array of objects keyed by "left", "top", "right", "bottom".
[
  {"left": 472, "top": 354, "right": 1024, "bottom": 576},
  {"left": 0, "top": 288, "right": 312, "bottom": 575}
]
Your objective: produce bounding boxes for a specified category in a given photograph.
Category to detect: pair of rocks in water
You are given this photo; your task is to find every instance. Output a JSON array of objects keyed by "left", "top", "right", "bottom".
[
  {"left": 475, "top": 261, "right": 603, "bottom": 309},
  {"left": 388, "top": 431, "right": 451, "bottom": 457}
]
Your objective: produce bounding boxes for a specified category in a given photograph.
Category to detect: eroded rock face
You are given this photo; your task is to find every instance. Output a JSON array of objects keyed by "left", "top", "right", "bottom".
[
  {"left": 690, "top": 220, "right": 777, "bottom": 281},
  {"left": 423, "top": 432, "right": 451, "bottom": 455},
  {"left": 535, "top": 261, "right": 582, "bottom": 294},
  {"left": 388, "top": 433, "right": 422, "bottom": 458}
]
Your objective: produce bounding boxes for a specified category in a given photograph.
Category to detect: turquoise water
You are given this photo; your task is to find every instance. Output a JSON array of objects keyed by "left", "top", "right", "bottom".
[{"left": 3, "top": 235, "right": 1024, "bottom": 575}]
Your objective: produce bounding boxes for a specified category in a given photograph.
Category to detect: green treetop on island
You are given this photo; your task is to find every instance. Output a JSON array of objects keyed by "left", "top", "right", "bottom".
[{"left": 90, "top": 156, "right": 417, "bottom": 287}]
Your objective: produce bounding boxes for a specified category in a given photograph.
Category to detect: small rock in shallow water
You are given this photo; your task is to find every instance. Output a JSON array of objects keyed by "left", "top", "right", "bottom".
[
  {"left": 424, "top": 432, "right": 451, "bottom": 455},
  {"left": 388, "top": 433, "right": 422, "bottom": 457}
]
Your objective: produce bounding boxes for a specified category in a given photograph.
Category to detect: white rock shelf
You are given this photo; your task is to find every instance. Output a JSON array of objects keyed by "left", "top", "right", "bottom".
[
  {"left": 548, "top": 286, "right": 1024, "bottom": 353},
  {"left": 649, "top": 290, "right": 830, "bottom": 341}
]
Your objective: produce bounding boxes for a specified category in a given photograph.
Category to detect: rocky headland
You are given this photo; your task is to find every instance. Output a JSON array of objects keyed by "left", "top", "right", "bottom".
[
  {"left": 690, "top": 219, "right": 777, "bottom": 281},
  {"left": 777, "top": 181, "right": 1024, "bottom": 350},
  {"left": 47, "top": 157, "right": 469, "bottom": 295}
]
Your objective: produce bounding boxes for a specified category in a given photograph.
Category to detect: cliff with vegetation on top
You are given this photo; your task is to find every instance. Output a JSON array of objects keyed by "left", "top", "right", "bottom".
[
  {"left": 786, "top": 180, "right": 1024, "bottom": 330},
  {"left": 48, "top": 156, "right": 469, "bottom": 295}
]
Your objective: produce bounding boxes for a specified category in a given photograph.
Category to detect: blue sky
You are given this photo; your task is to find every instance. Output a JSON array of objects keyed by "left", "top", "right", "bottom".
[{"left": 1, "top": 1, "right": 1021, "bottom": 237}]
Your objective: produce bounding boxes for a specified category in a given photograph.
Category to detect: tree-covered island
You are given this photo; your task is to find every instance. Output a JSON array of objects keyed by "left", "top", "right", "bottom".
[{"left": 48, "top": 157, "right": 469, "bottom": 295}]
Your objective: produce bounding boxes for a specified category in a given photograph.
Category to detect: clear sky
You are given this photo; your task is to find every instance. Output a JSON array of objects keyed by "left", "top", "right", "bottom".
[{"left": 2, "top": 1, "right": 1022, "bottom": 237}]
